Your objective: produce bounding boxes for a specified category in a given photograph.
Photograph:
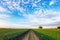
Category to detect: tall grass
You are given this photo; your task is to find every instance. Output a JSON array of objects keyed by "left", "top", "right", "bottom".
[
  {"left": 34, "top": 29, "right": 60, "bottom": 40},
  {"left": 0, "top": 28, "right": 27, "bottom": 40}
]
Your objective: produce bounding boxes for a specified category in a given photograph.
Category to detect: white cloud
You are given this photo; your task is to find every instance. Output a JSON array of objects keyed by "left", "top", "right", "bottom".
[
  {"left": 22, "top": 0, "right": 30, "bottom": 4},
  {"left": 18, "top": 7, "right": 25, "bottom": 13},
  {"left": 0, "top": 6, "right": 6, "bottom": 12},
  {"left": 0, "top": 6, "right": 12, "bottom": 14},
  {"left": 0, "top": 0, "right": 60, "bottom": 28},
  {"left": 34, "top": 0, "right": 41, "bottom": 3},
  {"left": 1, "top": 1, "right": 25, "bottom": 13},
  {"left": 0, "top": 14, "right": 10, "bottom": 19},
  {"left": 21, "top": 9, "right": 60, "bottom": 26},
  {"left": 49, "top": 0, "right": 58, "bottom": 6},
  {"left": 0, "top": 6, "right": 11, "bottom": 20},
  {"left": 32, "top": 3, "right": 37, "bottom": 7},
  {"left": 0, "top": 6, "right": 59, "bottom": 28},
  {"left": 49, "top": 1, "right": 55, "bottom": 5},
  {"left": 42, "top": 2, "right": 46, "bottom": 6},
  {"left": 10, "top": 23, "right": 38, "bottom": 28}
]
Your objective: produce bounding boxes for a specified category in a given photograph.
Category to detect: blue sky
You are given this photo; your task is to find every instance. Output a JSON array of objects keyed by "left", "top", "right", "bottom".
[{"left": 0, "top": 0, "right": 60, "bottom": 28}]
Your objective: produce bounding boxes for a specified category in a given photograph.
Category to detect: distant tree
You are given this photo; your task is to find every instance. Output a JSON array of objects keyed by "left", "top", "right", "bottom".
[
  {"left": 39, "top": 26, "right": 42, "bottom": 29},
  {"left": 57, "top": 26, "right": 60, "bottom": 29}
]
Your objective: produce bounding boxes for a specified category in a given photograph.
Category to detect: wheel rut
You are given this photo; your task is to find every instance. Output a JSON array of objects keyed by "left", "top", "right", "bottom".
[{"left": 9, "top": 30, "right": 40, "bottom": 40}]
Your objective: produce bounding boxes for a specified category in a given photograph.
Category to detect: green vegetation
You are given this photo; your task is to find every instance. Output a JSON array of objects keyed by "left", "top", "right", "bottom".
[
  {"left": 0, "top": 28, "right": 27, "bottom": 40},
  {"left": 0, "top": 28, "right": 60, "bottom": 40},
  {"left": 29, "top": 32, "right": 34, "bottom": 40},
  {"left": 34, "top": 29, "right": 60, "bottom": 40}
]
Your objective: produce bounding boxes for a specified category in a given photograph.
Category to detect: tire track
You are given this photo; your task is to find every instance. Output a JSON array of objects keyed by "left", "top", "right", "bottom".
[
  {"left": 22, "top": 31, "right": 30, "bottom": 40},
  {"left": 31, "top": 31, "right": 40, "bottom": 40},
  {"left": 8, "top": 29, "right": 40, "bottom": 40}
]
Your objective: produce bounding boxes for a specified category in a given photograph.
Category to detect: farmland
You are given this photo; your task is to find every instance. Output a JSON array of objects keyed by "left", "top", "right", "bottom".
[
  {"left": 34, "top": 29, "right": 60, "bottom": 40},
  {"left": 0, "top": 28, "right": 39, "bottom": 40},
  {"left": 0, "top": 28, "right": 28, "bottom": 40},
  {"left": 0, "top": 28, "right": 60, "bottom": 40}
]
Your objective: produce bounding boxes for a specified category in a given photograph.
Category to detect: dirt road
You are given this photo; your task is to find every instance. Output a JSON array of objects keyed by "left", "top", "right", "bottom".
[
  {"left": 22, "top": 30, "right": 40, "bottom": 40},
  {"left": 9, "top": 30, "right": 40, "bottom": 40}
]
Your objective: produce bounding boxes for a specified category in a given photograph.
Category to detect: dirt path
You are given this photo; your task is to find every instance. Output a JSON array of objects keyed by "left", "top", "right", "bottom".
[
  {"left": 22, "top": 30, "right": 40, "bottom": 40},
  {"left": 22, "top": 31, "right": 30, "bottom": 40},
  {"left": 9, "top": 30, "right": 40, "bottom": 40},
  {"left": 31, "top": 31, "right": 40, "bottom": 40}
]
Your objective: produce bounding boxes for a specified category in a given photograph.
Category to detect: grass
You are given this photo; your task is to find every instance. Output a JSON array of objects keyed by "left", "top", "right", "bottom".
[
  {"left": 0, "top": 28, "right": 60, "bottom": 40},
  {"left": 29, "top": 32, "right": 34, "bottom": 40},
  {"left": 0, "top": 28, "right": 27, "bottom": 40},
  {"left": 34, "top": 29, "right": 60, "bottom": 40}
]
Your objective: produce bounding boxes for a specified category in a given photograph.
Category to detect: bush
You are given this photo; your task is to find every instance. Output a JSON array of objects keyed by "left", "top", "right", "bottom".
[{"left": 39, "top": 26, "right": 42, "bottom": 29}]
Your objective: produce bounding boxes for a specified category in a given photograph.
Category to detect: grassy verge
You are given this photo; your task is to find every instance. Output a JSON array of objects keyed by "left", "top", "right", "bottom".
[
  {"left": 34, "top": 29, "right": 60, "bottom": 40},
  {"left": 0, "top": 28, "right": 28, "bottom": 40}
]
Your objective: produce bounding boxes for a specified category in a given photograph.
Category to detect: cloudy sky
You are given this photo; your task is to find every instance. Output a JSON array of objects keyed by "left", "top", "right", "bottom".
[{"left": 0, "top": 0, "right": 60, "bottom": 28}]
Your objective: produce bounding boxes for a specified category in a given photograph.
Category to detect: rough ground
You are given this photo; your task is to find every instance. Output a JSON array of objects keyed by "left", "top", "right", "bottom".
[
  {"left": 22, "top": 30, "right": 40, "bottom": 40},
  {"left": 9, "top": 30, "right": 40, "bottom": 40},
  {"left": 22, "top": 31, "right": 30, "bottom": 40}
]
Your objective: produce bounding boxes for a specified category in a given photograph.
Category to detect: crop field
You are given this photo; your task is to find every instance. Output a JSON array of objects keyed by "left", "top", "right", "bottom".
[
  {"left": 0, "top": 28, "right": 60, "bottom": 40},
  {"left": 0, "top": 28, "right": 27, "bottom": 40},
  {"left": 34, "top": 29, "right": 60, "bottom": 40}
]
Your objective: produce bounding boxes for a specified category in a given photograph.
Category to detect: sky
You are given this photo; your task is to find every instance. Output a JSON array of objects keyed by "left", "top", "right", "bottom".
[{"left": 0, "top": 0, "right": 60, "bottom": 28}]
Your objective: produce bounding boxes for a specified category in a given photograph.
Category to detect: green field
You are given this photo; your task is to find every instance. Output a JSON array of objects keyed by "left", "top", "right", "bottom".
[
  {"left": 0, "top": 28, "right": 60, "bottom": 40},
  {"left": 34, "top": 29, "right": 60, "bottom": 40},
  {"left": 0, "top": 28, "right": 27, "bottom": 40}
]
